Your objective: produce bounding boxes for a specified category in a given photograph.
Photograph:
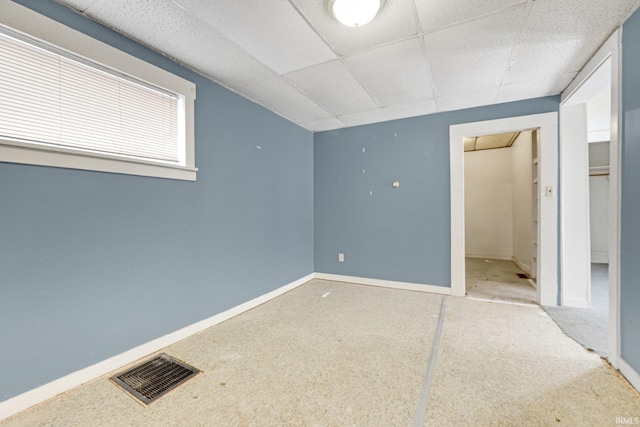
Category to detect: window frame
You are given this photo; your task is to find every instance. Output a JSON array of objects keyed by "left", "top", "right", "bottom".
[{"left": 0, "top": 0, "right": 197, "bottom": 181}]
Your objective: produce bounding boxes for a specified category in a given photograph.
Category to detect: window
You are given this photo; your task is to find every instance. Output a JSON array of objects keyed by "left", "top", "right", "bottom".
[{"left": 0, "top": 1, "right": 197, "bottom": 181}]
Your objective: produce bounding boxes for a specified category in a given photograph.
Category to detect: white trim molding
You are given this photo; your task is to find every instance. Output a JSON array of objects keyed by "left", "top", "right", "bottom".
[
  {"left": 314, "top": 273, "right": 451, "bottom": 295},
  {"left": 560, "top": 28, "right": 621, "bottom": 368},
  {"left": 0, "top": 0, "right": 197, "bottom": 181},
  {"left": 0, "top": 273, "right": 314, "bottom": 422},
  {"left": 465, "top": 254, "right": 513, "bottom": 261},
  {"left": 619, "top": 358, "right": 640, "bottom": 394},
  {"left": 449, "top": 112, "right": 559, "bottom": 305}
]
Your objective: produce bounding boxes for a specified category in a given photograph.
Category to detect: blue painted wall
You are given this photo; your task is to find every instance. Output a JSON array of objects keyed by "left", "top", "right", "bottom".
[
  {"left": 0, "top": 0, "right": 314, "bottom": 400},
  {"left": 314, "top": 98, "right": 559, "bottom": 286},
  {"left": 620, "top": 7, "right": 640, "bottom": 374},
  {"left": 8, "top": 0, "right": 638, "bottom": 406}
]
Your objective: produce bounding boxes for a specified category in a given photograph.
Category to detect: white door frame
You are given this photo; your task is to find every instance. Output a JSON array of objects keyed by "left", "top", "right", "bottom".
[
  {"left": 450, "top": 112, "right": 559, "bottom": 306},
  {"left": 560, "top": 30, "right": 621, "bottom": 368},
  {"left": 559, "top": 100, "right": 592, "bottom": 308}
]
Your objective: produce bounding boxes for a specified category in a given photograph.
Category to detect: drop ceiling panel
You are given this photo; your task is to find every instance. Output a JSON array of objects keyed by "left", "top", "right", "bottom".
[
  {"left": 290, "top": 0, "right": 418, "bottom": 56},
  {"left": 343, "top": 38, "right": 434, "bottom": 107},
  {"left": 505, "top": 0, "right": 636, "bottom": 84},
  {"left": 498, "top": 72, "right": 577, "bottom": 103},
  {"left": 381, "top": 100, "right": 438, "bottom": 121},
  {"left": 436, "top": 87, "right": 500, "bottom": 112},
  {"left": 417, "top": 0, "right": 527, "bottom": 33},
  {"left": 424, "top": 7, "right": 526, "bottom": 97},
  {"left": 237, "top": 76, "right": 331, "bottom": 124},
  {"left": 80, "top": 0, "right": 273, "bottom": 87},
  {"left": 284, "top": 60, "right": 379, "bottom": 116},
  {"left": 174, "top": 0, "right": 336, "bottom": 74},
  {"left": 54, "top": 0, "right": 633, "bottom": 132},
  {"left": 338, "top": 109, "right": 388, "bottom": 127},
  {"left": 301, "top": 117, "right": 346, "bottom": 132}
]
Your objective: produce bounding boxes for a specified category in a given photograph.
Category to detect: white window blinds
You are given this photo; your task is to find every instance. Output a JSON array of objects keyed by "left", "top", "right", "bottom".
[{"left": 0, "top": 29, "right": 181, "bottom": 164}]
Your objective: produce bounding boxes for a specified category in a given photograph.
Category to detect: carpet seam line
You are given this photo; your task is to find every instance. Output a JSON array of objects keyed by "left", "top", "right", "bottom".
[{"left": 413, "top": 295, "right": 447, "bottom": 427}]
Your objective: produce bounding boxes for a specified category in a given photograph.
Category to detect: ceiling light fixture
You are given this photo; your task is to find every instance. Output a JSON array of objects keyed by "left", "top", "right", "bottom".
[{"left": 328, "top": 0, "right": 385, "bottom": 28}]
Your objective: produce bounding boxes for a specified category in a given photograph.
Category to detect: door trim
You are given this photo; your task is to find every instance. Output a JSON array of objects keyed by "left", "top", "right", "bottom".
[
  {"left": 449, "top": 112, "right": 559, "bottom": 305},
  {"left": 560, "top": 29, "right": 621, "bottom": 368}
]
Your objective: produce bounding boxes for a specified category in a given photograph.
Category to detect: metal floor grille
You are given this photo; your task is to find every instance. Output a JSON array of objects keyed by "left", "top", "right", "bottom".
[{"left": 111, "top": 354, "right": 200, "bottom": 405}]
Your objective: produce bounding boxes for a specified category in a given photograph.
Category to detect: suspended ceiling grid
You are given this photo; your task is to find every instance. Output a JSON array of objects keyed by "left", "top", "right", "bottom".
[{"left": 55, "top": 0, "right": 640, "bottom": 132}]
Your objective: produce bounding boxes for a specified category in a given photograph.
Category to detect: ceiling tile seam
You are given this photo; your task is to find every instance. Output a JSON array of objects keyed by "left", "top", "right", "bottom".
[
  {"left": 280, "top": 3, "right": 536, "bottom": 78},
  {"left": 335, "top": 56, "right": 388, "bottom": 118},
  {"left": 271, "top": 73, "right": 335, "bottom": 118},
  {"left": 408, "top": 0, "right": 435, "bottom": 111},
  {"left": 418, "top": 2, "right": 529, "bottom": 38},
  {"left": 167, "top": 0, "right": 399, "bottom": 85},
  {"left": 169, "top": 0, "right": 282, "bottom": 86},
  {"left": 231, "top": 70, "right": 348, "bottom": 127},
  {"left": 495, "top": 0, "right": 535, "bottom": 104},
  {"left": 99, "top": 1, "right": 327, "bottom": 128},
  {"left": 410, "top": 0, "right": 424, "bottom": 34},
  {"left": 272, "top": 71, "right": 353, "bottom": 125},
  {"left": 415, "top": 1, "right": 528, "bottom": 110},
  {"left": 279, "top": 58, "right": 342, "bottom": 80},
  {"left": 503, "top": 70, "right": 580, "bottom": 88},
  {"left": 268, "top": 55, "right": 386, "bottom": 120},
  {"left": 335, "top": 116, "right": 349, "bottom": 127},
  {"left": 75, "top": 1, "right": 223, "bottom": 81},
  {"left": 307, "top": 34, "right": 437, "bottom": 115},
  {"left": 286, "top": 1, "right": 441, "bottom": 73},
  {"left": 416, "top": 33, "right": 439, "bottom": 112},
  {"left": 339, "top": 33, "right": 423, "bottom": 61},
  {"left": 75, "top": 0, "right": 280, "bottom": 94},
  {"left": 80, "top": 0, "right": 104, "bottom": 15},
  {"left": 286, "top": 0, "right": 343, "bottom": 59},
  {"left": 281, "top": 33, "right": 425, "bottom": 78},
  {"left": 336, "top": 109, "right": 386, "bottom": 127},
  {"left": 227, "top": 88, "right": 311, "bottom": 128}
]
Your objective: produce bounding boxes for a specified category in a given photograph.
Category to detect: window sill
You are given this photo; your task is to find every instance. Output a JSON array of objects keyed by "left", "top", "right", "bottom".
[{"left": 0, "top": 140, "right": 197, "bottom": 181}]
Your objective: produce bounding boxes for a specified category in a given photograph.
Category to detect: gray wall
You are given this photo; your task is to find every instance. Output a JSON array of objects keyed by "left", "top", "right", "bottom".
[
  {"left": 314, "top": 98, "right": 559, "bottom": 286},
  {"left": 0, "top": 0, "right": 314, "bottom": 400},
  {"left": 621, "top": 7, "right": 640, "bottom": 374},
  {"left": 10, "top": 0, "right": 638, "bottom": 406}
]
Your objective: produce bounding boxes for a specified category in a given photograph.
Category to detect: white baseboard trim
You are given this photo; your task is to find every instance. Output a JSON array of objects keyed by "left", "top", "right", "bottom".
[
  {"left": 314, "top": 273, "right": 451, "bottom": 295},
  {"left": 466, "top": 296, "right": 538, "bottom": 308},
  {"left": 465, "top": 254, "right": 512, "bottom": 261},
  {"left": 619, "top": 358, "right": 640, "bottom": 393},
  {"left": 511, "top": 256, "right": 532, "bottom": 276},
  {"left": 0, "top": 273, "right": 314, "bottom": 422}
]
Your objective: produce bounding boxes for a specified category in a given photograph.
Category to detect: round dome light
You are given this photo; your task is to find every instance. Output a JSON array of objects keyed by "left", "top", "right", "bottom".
[{"left": 329, "top": 0, "right": 384, "bottom": 28}]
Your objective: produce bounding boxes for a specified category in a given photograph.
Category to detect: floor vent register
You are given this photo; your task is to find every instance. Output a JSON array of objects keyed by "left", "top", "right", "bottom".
[{"left": 111, "top": 353, "right": 200, "bottom": 405}]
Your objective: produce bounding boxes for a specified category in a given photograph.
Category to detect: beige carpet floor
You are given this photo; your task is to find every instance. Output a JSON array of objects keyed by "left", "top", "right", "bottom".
[
  {"left": 2, "top": 280, "right": 638, "bottom": 426},
  {"left": 544, "top": 263, "right": 609, "bottom": 358},
  {"left": 425, "top": 297, "right": 639, "bottom": 426}
]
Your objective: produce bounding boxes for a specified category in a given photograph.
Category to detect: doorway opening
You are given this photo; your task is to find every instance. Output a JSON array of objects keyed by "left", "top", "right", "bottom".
[
  {"left": 554, "top": 35, "right": 618, "bottom": 360},
  {"left": 450, "top": 112, "right": 558, "bottom": 306},
  {"left": 463, "top": 130, "right": 539, "bottom": 305}
]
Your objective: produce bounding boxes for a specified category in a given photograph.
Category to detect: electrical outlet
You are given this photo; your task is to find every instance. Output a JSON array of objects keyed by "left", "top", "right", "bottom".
[{"left": 338, "top": 253, "right": 344, "bottom": 262}]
